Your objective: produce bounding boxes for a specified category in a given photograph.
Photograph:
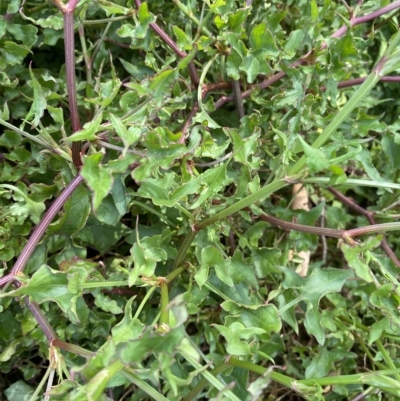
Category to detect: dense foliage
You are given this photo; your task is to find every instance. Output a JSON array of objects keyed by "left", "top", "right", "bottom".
[{"left": 2, "top": 0, "right": 400, "bottom": 400}]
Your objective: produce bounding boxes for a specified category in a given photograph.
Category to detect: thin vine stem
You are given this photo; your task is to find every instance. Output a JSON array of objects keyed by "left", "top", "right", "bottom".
[
  {"left": 0, "top": 175, "right": 84, "bottom": 287},
  {"left": 327, "top": 186, "right": 400, "bottom": 266},
  {"left": 214, "top": 2, "right": 400, "bottom": 109},
  {"left": 134, "top": 0, "right": 199, "bottom": 86},
  {"left": 63, "top": 10, "right": 82, "bottom": 167}
]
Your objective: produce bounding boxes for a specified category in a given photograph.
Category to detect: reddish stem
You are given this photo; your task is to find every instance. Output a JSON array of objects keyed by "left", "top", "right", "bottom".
[
  {"left": 26, "top": 299, "right": 58, "bottom": 342},
  {"left": 65, "top": 0, "right": 82, "bottom": 12},
  {"left": 260, "top": 213, "right": 344, "bottom": 238},
  {"left": 320, "top": 76, "right": 400, "bottom": 91},
  {"left": 134, "top": 0, "right": 199, "bottom": 86},
  {"left": 215, "top": 2, "right": 400, "bottom": 109},
  {"left": 330, "top": 0, "right": 400, "bottom": 41},
  {"left": 63, "top": 11, "right": 82, "bottom": 167},
  {"left": 327, "top": 187, "right": 400, "bottom": 267},
  {"left": 0, "top": 175, "right": 84, "bottom": 287}
]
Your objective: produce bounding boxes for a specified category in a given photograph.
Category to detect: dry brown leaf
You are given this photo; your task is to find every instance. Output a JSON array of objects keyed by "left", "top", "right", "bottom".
[{"left": 290, "top": 184, "right": 310, "bottom": 277}]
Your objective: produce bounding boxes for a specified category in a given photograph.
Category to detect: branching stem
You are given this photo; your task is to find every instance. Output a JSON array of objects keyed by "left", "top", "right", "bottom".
[{"left": 0, "top": 175, "right": 84, "bottom": 287}]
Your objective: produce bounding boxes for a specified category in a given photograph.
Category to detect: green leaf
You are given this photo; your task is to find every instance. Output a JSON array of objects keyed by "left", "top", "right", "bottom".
[
  {"left": 172, "top": 25, "right": 192, "bottom": 50},
  {"left": 341, "top": 236, "right": 381, "bottom": 283},
  {"left": 48, "top": 184, "right": 91, "bottom": 236},
  {"left": 129, "top": 235, "right": 168, "bottom": 285},
  {"left": 109, "top": 113, "right": 141, "bottom": 150},
  {"left": 190, "top": 163, "right": 232, "bottom": 209},
  {"left": 136, "top": 2, "right": 154, "bottom": 38},
  {"left": 119, "top": 58, "right": 153, "bottom": 81},
  {"left": 192, "top": 109, "right": 221, "bottom": 128},
  {"left": 201, "top": 245, "right": 232, "bottom": 286},
  {"left": 4, "top": 381, "right": 34, "bottom": 401},
  {"left": 213, "top": 322, "right": 264, "bottom": 356},
  {"left": 81, "top": 152, "right": 113, "bottom": 211},
  {"left": 0, "top": 41, "right": 31, "bottom": 67},
  {"left": 368, "top": 318, "right": 400, "bottom": 344},
  {"left": 112, "top": 296, "right": 145, "bottom": 344},
  {"left": 226, "top": 127, "right": 260, "bottom": 168},
  {"left": 305, "top": 347, "right": 356, "bottom": 379},
  {"left": 76, "top": 214, "right": 129, "bottom": 252},
  {"left": 93, "top": 290, "right": 123, "bottom": 314},
  {"left": 355, "top": 149, "right": 388, "bottom": 187},
  {"left": 336, "top": 34, "right": 358, "bottom": 62},
  {"left": 275, "top": 80, "right": 303, "bottom": 107},
  {"left": 0, "top": 339, "right": 20, "bottom": 362},
  {"left": 279, "top": 267, "right": 352, "bottom": 344},
  {"left": 150, "top": 69, "right": 179, "bottom": 98},
  {"left": 240, "top": 304, "right": 281, "bottom": 335},
  {"left": 110, "top": 176, "right": 129, "bottom": 216},
  {"left": 247, "top": 368, "right": 272, "bottom": 401},
  {"left": 7, "top": 0, "right": 20, "bottom": 13},
  {"left": 0, "top": 310, "right": 21, "bottom": 341},
  {"left": 309, "top": 0, "right": 318, "bottom": 23},
  {"left": 226, "top": 49, "right": 242, "bottom": 80},
  {"left": 68, "top": 112, "right": 103, "bottom": 142},
  {"left": 9, "top": 265, "right": 80, "bottom": 323},
  {"left": 276, "top": 290, "right": 298, "bottom": 334},
  {"left": 6, "top": 23, "right": 38, "bottom": 48},
  {"left": 284, "top": 29, "right": 305, "bottom": 58},
  {"left": 370, "top": 284, "right": 400, "bottom": 328},
  {"left": 297, "top": 135, "right": 330, "bottom": 173},
  {"left": 118, "top": 327, "right": 184, "bottom": 363},
  {"left": 298, "top": 202, "right": 324, "bottom": 226},
  {"left": 249, "top": 23, "right": 277, "bottom": 54},
  {"left": 241, "top": 53, "right": 272, "bottom": 83},
  {"left": 227, "top": 250, "right": 258, "bottom": 289},
  {"left": 0, "top": 184, "right": 45, "bottom": 224},
  {"left": 97, "top": 0, "right": 130, "bottom": 16}
]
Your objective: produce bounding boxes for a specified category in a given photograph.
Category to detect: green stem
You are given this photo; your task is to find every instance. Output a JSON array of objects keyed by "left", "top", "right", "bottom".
[
  {"left": 88, "top": 360, "right": 124, "bottom": 399},
  {"left": 171, "top": 180, "right": 288, "bottom": 271},
  {"left": 174, "top": 202, "right": 195, "bottom": 222},
  {"left": 229, "top": 356, "right": 400, "bottom": 389},
  {"left": 376, "top": 340, "right": 400, "bottom": 381},
  {"left": 78, "top": 22, "right": 92, "bottom": 86},
  {"left": 28, "top": 364, "right": 53, "bottom": 401},
  {"left": 183, "top": 362, "right": 231, "bottom": 401},
  {"left": 83, "top": 15, "right": 131, "bottom": 25},
  {"left": 130, "top": 199, "right": 177, "bottom": 227},
  {"left": 346, "top": 221, "right": 400, "bottom": 237},
  {"left": 180, "top": 349, "right": 241, "bottom": 401},
  {"left": 196, "top": 179, "right": 287, "bottom": 230},
  {"left": 228, "top": 357, "right": 294, "bottom": 388},
  {"left": 133, "top": 286, "right": 156, "bottom": 319},
  {"left": 159, "top": 279, "right": 169, "bottom": 327},
  {"left": 165, "top": 265, "right": 187, "bottom": 283},
  {"left": 298, "top": 369, "right": 400, "bottom": 386},
  {"left": 172, "top": 0, "right": 213, "bottom": 37},
  {"left": 205, "top": 282, "right": 232, "bottom": 302},
  {"left": 121, "top": 367, "right": 169, "bottom": 401},
  {"left": 193, "top": 2, "right": 215, "bottom": 43},
  {"left": 0, "top": 119, "right": 71, "bottom": 160},
  {"left": 302, "top": 177, "right": 400, "bottom": 190},
  {"left": 78, "top": 280, "right": 131, "bottom": 289},
  {"left": 92, "top": 18, "right": 113, "bottom": 65},
  {"left": 353, "top": 332, "right": 386, "bottom": 370},
  {"left": 171, "top": 230, "right": 197, "bottom": 270},
  {"left": 53, "top": 339, "right": 169, "bottom": 401},
  {"left": 289, "top": 72, "right": 380, "bottom": 176},
  {"left": 197, "top": 53, "right": 219, "bottom": 111}
]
